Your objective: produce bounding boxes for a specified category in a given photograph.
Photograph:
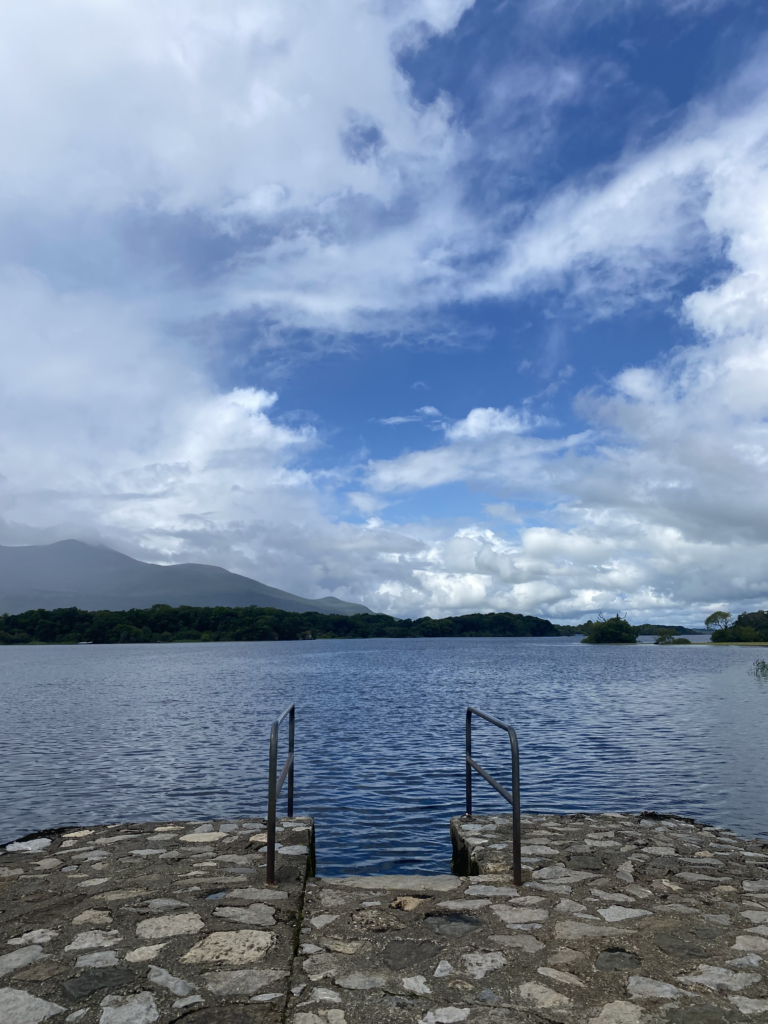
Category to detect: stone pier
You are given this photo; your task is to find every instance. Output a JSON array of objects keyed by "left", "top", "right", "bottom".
[
  {"left": 0, "top": 816, "right": 314, "bottom": 1024},
  {"left": 3, "top": 811, "right": 768, "bottom": 1024}
]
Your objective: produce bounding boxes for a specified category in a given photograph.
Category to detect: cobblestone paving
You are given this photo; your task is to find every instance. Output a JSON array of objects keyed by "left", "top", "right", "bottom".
[
  {"left": 287, "top": 812, "right": 768, "bottom": 1024},
  {"left": 0, "top": 816, "right": 313, "bottom": 1024},
  {"left": 3, "top": 812, "right": 768, "bottom": 1024}
]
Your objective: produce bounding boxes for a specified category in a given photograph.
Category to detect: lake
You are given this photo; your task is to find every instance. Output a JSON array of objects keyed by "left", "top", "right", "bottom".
[{"left": 1, "top": 637, "right": 766, "bottom": 875}]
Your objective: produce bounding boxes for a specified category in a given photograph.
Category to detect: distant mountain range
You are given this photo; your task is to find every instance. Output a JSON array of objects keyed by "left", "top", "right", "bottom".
[{"left": 0, "top": 540, "right": 372, "bottom": 616}]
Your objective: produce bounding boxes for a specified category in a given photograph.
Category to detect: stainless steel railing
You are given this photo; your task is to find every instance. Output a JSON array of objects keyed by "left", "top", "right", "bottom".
[
  {"left": 266, "top": 703, "right": 295, "bottom": 885},
  {"left": 465, "top": 706, "right": 522, "bottom": 885}
]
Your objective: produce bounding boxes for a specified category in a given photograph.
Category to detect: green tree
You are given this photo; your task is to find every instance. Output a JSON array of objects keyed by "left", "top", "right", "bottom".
[
  {"left": 705, "top": 611, "right": 731, "bottom": 632},
  {"left": 581, "top": 614, "right": 637, "bottom": 644}
]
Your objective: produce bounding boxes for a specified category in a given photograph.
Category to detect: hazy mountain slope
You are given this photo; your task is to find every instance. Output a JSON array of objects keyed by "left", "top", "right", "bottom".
[{"left": 0, "top": 540, "right": 371, "bottom": 615}]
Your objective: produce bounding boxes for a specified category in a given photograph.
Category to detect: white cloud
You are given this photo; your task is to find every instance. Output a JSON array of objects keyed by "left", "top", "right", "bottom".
[
  {"left": 3, "top": 0, "right": 768, "bottom": 625},
  {"left": 315, "top": 49, "right": 768, "bottom": 622}
]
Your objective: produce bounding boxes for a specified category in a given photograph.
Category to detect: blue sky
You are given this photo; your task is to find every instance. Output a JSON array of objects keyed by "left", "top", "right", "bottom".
[{"left": 3, "top": 0, "right": 768, "bottom": 624}]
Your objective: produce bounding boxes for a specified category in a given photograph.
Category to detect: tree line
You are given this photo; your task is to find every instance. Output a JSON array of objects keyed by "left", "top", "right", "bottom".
[{"left": 0, "top": 605, "right": 567, "bottom": 645}]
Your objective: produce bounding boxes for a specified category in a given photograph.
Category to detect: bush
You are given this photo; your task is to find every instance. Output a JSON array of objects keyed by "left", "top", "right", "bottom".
[
  {"left": 581, "top": 615, "right": 637, "bottom": 644},
  {"left": 655, "top": 635, "right": 691, "bottom": 645}
]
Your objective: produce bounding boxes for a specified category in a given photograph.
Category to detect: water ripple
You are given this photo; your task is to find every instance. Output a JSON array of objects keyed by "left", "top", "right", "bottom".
[{"left": 1, "top": 637, "right": 766, "bottom": 874}]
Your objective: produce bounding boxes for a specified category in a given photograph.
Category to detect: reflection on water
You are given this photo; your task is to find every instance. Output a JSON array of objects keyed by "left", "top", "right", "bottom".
[{"left": 1, "top": 637, "right": 766, "bottom": 875}]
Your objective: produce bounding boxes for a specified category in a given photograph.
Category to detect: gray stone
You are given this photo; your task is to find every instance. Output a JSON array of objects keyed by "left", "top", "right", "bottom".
[
  {"left": 329, "top": 874, "right": 461, "bottom": 891},
  {"left": 224, "top": 887, "right": 288, "bottom": 902},
  {"left": 654, "top": 932, "right": 705, "bottom": 956},
  {"left": 0, "top": 947, "right": 46, "bottom": 978},
  {"left": 72, "top": 910, "right": 112, "bottom": 926},
  {"left": 336, "top": 972, "right": 386, "bottom": 990},
  {"left": 464, "top": 884, "right": 519, "bottom": 897},
  {"left": 436, "top": 899, "right": 490, "bottom": 910},
  {"left": 626, "top": 975, "right": 686, "bottom": 999},
  {"left": 125, "top": 944, "right": 166, "bottom": 963},
  {"left": 519, "top": 980, "right": 572, "bottom": 1008},
  {"left": 677, "top": 965, "right": 760, "bottom": 991},
  {"left": 555, "top": 920, "right": 630, "bottom": 941},
  {"left": 143, "top": 899, "right": 187, "bottom": 911},
  {"left": 403, "top": 975, "right": 431, "bottom": 994},
  {"left": 537, "top": 966, "right": 586, "bottom": 987},
  {"left": 381, "top": 941, "right": 441, "bottom": 970},
  {"left": 492, "top": 905, "right": 548, "bottom": 927},
  {"left": 99, "top": 992, "right": 158, "bottom": 1024},
  {"left": 461, "top": 951, "right": 506, "bottom": 979},
  {"left": 135, "top": 912, "right": 203, "bottom": 940},
  {"left": 525, "top": 881, "right": 572, "bottom": 894},
  {"left": 203, "top": 969, "right": 287, "bottom": 996},
  {"left": 728, "top": 954, "right": 763, "bottom": 968},
  {"left": 595, "top": 949, "right": 642, "bottom": 972},
  {"left": 741, "top": 910, "right": 768, "bottom": 923},
  {"left": 181, "top": 930, "right": 275, "bottom": 965},
  {"left": 213, "top": 904, "right": 275, "bottom": 927},
  {"left": 418, "top": 1008, "right": 470, "bottom": 1024},
  {"left": 147, "top": 964, "right": 195, "bottom": 996},
  {"left": 63, "top": 968, "right": 136, "bottom": 999},
  {"left": 743, "top": 881, "right": 768, "bottom": 892},
  {"left": 676, "top": 872, "right": 729, "bottom": 882},
  {"left": 6, "top": 839, "right": 52, "bottom": 853},
  {"left": 588, "top": 1000, "right": 644, "bottom": 1023},
  {"left": 597, "top": 906, "right": 652, "bottom": 922},
  {"left": 532, "top": 864, "right": 596, "bottom": 883},
  {"left": 488, "top": 932, "right": 545, "bottom": 952},
  {"left": 424, "top": 913, "right": 482, "bottom": 938},
  {"left": 0, "top": 988, "right": 65, "bottom": 1024},
  {"left": 732, "top": 934, "right": 768, "bottom": 953},
  {"left": 555, "top": 898, "right": 587, "bottom": 913},
  {"left": 567, "top": 854, "right": 607, "bottom": 871},
  {"left": 728, "top": 996, "right": 768, "bottom": 1016},
  {"left": 75, "top": 951, "right": 119, "bottom": 968},
  {"left": 179, "top": 832, "right": 227, "bottom": 843},
  {"left": 173, "top": 996, "right": 204, "bottom": 1009},
  {"left": 64, "top": 930, "right": 121, "bottom": 951},
  {"left": 309, "top": 914, "right": 337, "bottom": 929},
  {"left": 7, "top": 930, "right": 58, "bottom": 947},
  {"left": 302, "top": 953, "right": 339, "bottom": 982}
]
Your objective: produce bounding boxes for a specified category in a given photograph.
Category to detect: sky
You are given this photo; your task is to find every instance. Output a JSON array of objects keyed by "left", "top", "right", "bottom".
[{"left": 2, "top": 0, "right": 768, "bottom": 625}]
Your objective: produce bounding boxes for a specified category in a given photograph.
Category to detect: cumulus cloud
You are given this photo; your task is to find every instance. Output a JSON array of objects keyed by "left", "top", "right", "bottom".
[
  {"left": 3, "top": 0, "right": 768, "bottom": 624},
  {"left": 343, "top": 52, "right": 768, "bottom": 621}
]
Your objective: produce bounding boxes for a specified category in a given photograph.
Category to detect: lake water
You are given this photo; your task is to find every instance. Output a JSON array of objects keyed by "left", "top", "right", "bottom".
[{"left": 1, "top": 637, "right": 767, "bottom": 875}]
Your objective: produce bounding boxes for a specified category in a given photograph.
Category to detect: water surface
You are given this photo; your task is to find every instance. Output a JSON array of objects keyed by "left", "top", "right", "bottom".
[{"left": 1, "top": 637, "right": 766, "bottom": 874}]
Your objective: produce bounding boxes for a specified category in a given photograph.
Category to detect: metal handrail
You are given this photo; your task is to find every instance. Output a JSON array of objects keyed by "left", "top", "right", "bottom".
[
  {"left": 465, "top": 706, "right": 522, "bottom": 885},
  {"left": 266, "top": 703, "right": 295, "bottom": 885}
]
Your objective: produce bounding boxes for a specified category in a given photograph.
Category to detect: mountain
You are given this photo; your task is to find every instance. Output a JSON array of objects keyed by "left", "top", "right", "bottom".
[{"left": 0, "top": 540, "right": 371, "bottom": 616}]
